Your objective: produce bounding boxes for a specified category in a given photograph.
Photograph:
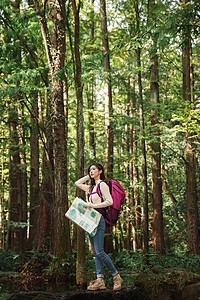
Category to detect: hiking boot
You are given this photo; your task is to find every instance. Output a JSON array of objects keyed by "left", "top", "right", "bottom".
[
  {"left": 113, "top": 274, "right": 123, "bottom": 291},
  {"left": 87, "top": 278, "right": 106, "bottom": 291}
]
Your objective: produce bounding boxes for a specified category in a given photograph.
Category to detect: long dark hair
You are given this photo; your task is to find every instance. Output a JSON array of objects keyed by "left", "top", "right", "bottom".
[{"left": 88, "top": 162, "right": 105, "bottom": 187}]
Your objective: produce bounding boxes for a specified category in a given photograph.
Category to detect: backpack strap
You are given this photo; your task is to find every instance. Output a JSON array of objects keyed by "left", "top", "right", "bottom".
[
  {"left": 89, "top": 182, "right": 104, "bottom": 203},
  {"left": 96, "top": 181, "right": 104, "bottom": 203}
]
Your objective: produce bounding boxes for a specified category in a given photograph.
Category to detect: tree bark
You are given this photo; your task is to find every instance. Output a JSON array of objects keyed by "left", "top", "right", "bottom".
[
  {"left": 5, "top": 0, "right": 28, "bottom": 254},
  {"left": 34, "top": 89, "right": 54, "bottom": 254},
  {"left": 88, "top": 0, "right": 96, "bottom": 160},
  {"left": 0, "top": 144, "right": 6, "bottom": 249},
  {"left": 130, "top": 78, "right": 141, "bottom": 251},
  {"left": 100, "top": 0, "right": 114, "bottom": 254},
  {"left": 137, "top": 47, "right": 149, "bottom": 254},
  {"left": 33, "top": 0, "right": 71, "bottom": 259},
  {"left": 126, "top": 79, "right": 131, "bottom": 251},
  {"left": 29, "top": 93, "right": 40, "bottom": 249},
  {"left": 71, "top": 0, "right": 86, "bottom": 289},
  {"left": 100, "top": 0, "right": 113, "bottom": 179},
  {"left": 18, "top": 107, "right": 28, "bottom": 254},
  {"left": 135, "top": 0, "right": 149, "bottom": 254},
  {"left": 182, "top": 0, "right": 200, "bottom": 254},
  {"left": 148, "top": 0, "right": 165, "bottom": 255},
  {"left": 7, "top": 112, "right": 21, "bottom": 252}
]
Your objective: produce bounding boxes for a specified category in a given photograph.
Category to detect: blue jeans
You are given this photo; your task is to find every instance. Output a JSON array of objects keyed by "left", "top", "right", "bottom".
[{"left": 89, "top": 216, "right": 118, "bottom": 278}]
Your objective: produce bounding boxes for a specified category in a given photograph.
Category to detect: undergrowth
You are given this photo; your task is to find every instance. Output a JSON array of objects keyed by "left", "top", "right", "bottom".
[{"left": 0, "top": 247, "right": 199, "bottom": 291}]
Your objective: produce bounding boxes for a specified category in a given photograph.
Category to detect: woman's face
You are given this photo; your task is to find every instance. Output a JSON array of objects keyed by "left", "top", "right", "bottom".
[{"left": 89, "top": 165, "right": 102, "bottom": 180}]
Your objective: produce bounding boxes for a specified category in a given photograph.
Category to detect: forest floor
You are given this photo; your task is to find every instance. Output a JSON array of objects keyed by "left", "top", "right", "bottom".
[
  {"left": 0, "top": 268, "right": 200, "bottom": 300},
  {"left": 1, "top": 250, "right": 200, "bottom": 300}
]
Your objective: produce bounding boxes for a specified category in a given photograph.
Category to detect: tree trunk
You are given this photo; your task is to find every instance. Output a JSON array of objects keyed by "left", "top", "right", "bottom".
[
  {"left": 18, "top": 107, "right": 28, "bottom": 254},
  {"left": 33, "top": 0, "right": 71, "bottom": 259},
  {"left": 88, "top": 0, "right": 96, "bottom": 160},
  {"left": 6, "top": 0, "right": 28, "bottom": 254},
  {"left": 87, "top": 86, "right": 95, "bottom": 160},
  {"left": 35, "top": 90, "right": 54, "bottom": 253},
  {"left": 126, "top": 79, "right": 131, "bottom": 251},
  {"left": 150, "top": 68, "right": 165, "bottom": 254},
  {"left": 148, "top": 0, "right": 165, "bottom": 255},
  {"left": 71, "top": 0, "right": 86, "bottom": 289},
  {"left": 182, "top": 0, "right": 200, "bottom": 254},
  {"left": 135, "top": 0, "right": 149, "bottom": 253},
  {"left": 7, "top": 112, "right": 21, "bottom": 252},
  {"left": 149, "top": 42, "right": 165, "bottom": 255},
  {"left": 130, "top": 78, "right": 141, "bottom": 250},
  {"left": 100, "top": 0, "right": 114, "bottom": 254},
  {"left": 51, "top": 1, "right": 71, "bottom": 259},
  {"left": 29, "top": 93, "right": 40, "bottom": 249},
  {"left": 100, "top": 0, "right": 113, "bottom": 179},
  {"left": 137, "top": 48, "right": 149, "bottom": 254},
  {"left": 0, "top": 144, "right": 6, "bottom": 249}
]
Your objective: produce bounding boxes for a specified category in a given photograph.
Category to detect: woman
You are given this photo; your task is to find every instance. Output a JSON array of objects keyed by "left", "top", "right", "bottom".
[{"left": 75, "top": 162, "right": 123, "bottom": 291}]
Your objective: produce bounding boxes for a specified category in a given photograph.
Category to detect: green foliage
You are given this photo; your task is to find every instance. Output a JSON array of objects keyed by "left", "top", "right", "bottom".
[
  {"left": 147, "top": 248, "right": 200, "bottom": 273},
  {"left": 0, "top": 248, "right": 199, "bottom": 295},
  {"left": 42, "top": 251, "right": 76, "bottom": 283},
  {"left": 85, "top": 247, "right": 200, "bottom": 288},
  {"left": 0, "top": 250, "right": 22, "bottom": 272},
  {"left": 0, "top": 249, "right": 76, "bottom": 281}
]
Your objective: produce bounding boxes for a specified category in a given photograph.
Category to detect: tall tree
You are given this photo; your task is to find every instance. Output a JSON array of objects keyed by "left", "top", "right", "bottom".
[
  {"left": 0, "top": 132, "right": 6, "bottom": 249},
  {"left": 148, "top": 0, "right": 165, "bottom": 255},
  {"left": 71, "top": 0, "right": 86, "bottom": 288},
  {"left": 87, "top": 0, "right": 96, "bottom": 160},
  {"left": 5, "top": 0, "right": 28, "bottom": 254},
  {"left": 7, "top": 109, "right": 21, "bottom": 251},
  {"left": 100, "top": 0, "right": 113, "bottom": 179},
  {"left": 135, "top": 0, "right": 149, "bottom": 254},
  {"left": 33, "top": 0, "right": 71, "bottom": 259},
  {"left": 126, "top": 78, "right": 131, "bottom": 251},
  {"left": 36, "top": 91, "right": 54, "bottom": 253},
  {"left": 29, "top": 93, "right": 40, "bottom": 249},
  {"left": 182, "top": 0, "right": 200, "bottom": 254},
  {"left": 18, "top": 106, "right": 28, "bottom": 254},
  {"left": 100, "top": 0, "right": 114, "bottom": 253},
  {"left": 130, "top": 78, "right": 141, "bottom": 251}
]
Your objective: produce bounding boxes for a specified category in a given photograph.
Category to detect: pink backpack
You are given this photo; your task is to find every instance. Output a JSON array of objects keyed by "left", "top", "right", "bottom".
[{"left": 89, "top": 180, "right": 126, "bottom": 226}]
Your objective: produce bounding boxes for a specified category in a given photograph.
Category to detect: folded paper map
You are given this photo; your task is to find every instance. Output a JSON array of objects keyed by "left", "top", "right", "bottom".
[{"left": 65, "top": 197, "right": 101, "bottom": 237}]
